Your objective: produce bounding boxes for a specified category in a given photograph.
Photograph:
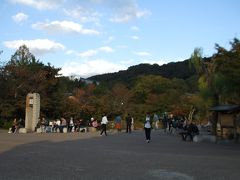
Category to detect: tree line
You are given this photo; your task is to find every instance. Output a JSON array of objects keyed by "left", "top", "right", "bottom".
[{"left": 0, "top": 38, "right": 239, "bottom": 129}]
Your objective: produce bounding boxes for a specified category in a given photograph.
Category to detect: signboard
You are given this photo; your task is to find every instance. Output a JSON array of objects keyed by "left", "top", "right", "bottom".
[{"left": 29, "top": 98, "right": 33, "bottom": 106}]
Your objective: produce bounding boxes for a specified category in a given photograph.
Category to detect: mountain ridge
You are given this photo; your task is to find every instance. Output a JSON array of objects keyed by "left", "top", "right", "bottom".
[{"left": 87, "top": 58, "right": 207, "bottom": 84}]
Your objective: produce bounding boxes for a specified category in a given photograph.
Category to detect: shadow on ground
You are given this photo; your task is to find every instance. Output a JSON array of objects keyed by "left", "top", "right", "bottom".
[{"left": 0, "top": 131, "right": 240, "bottom": 180}]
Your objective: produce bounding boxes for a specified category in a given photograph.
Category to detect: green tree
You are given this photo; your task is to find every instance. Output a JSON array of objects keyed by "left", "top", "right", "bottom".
[
  {"left": 133, "top": 75, "right": 172, "bottom": 104},
  {"left": 212, "top": 39, "right": 240, "bottom": 103},
  {"left": 9, "top": 45, "right": 39, "bottom": 66},
  {"left": 190, "top": 38, "right": 240, "bottom": 134},
  {"left": 110, "top": 83, "right": 133, "bottom": 116},
  {"left": 1, "top": 45, "right": 62, "bottom": 119}
]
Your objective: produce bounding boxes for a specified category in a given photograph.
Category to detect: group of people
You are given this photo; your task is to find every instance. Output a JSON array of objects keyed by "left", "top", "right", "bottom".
[
  {"left": 113, "top": 113, "right": 134, "bottom": 133},
  {"left": 35, "top": 117, "right": 91, "bottom": 133},
  {"left": 143, "top": 112, "right": 200, "bottom": 143},
  {"left": 179, "top": 121, "right": 199, "bottom": 141},
  {"left": 99, "top": 113, "right": 134, "bottom": 136},
  {"left": 99, "top": 112, "right": 157, "bottom": 143},
  {"left": 9, "top": 112, "right": 200, "bottom": 143}
]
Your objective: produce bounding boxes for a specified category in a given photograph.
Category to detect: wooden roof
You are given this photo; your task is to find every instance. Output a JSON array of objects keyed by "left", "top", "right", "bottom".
[{"left": 210, "top": 105, "right": 240, "bottom": 113}]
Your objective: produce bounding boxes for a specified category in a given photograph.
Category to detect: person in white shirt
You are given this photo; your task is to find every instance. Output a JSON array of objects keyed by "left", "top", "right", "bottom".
[
  {"left": 56, "top": 119, "right": 61, "bottom": 133},
  {"left": 144, "top": 112, "right": 152, "bottom": 143},
  {"left": 100, "top": 114, "right": 108, "bottom": 136},
  {"left": 68, "top": 117, "right": 74, "bottom": 132}
]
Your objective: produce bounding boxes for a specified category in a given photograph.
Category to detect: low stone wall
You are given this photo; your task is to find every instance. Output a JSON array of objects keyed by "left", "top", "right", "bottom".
[
  {"left": 193, "top": 135, "right": 217, "bottom": 143},
  {"left": 88, "top": 127, "right": 97, "bottom": 132},
  {"left": 18, "top": 128, "right": 27, "bottom": 133}
]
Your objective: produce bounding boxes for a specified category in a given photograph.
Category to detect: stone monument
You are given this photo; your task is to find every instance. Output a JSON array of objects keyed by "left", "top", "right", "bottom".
[{"left": 24, "top": 93, "right": 40, "bottom": 132}]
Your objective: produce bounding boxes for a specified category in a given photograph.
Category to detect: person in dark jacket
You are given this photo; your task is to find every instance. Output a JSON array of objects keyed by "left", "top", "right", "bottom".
[
  {"left": 126, "top": 113, "right": 132, "bottom": 133},
  {"left": 180, "top": 122, "right": 199, "bottom": 141}
]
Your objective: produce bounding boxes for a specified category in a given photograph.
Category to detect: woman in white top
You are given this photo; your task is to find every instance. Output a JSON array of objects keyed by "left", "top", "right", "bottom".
[
  {"left": 144, "top": 112, "right": 152, "bottom": 143},
  {"left": 100, "top": 114, "right": 108, "bottom": 136}
]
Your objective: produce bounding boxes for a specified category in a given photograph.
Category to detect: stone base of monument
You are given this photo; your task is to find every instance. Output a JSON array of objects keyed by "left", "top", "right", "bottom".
[
  {"left": 80, "top": 127, "right": 87, "bottom": 133},
  {"left": 46, "top": 126, "right": 52, "bottom": 133},
  {"left": 18, "top": 128, "right": 27, "bottom": 133},
  {"left": 88, "top": 127, "right": 96, "bottom": 132},
  {"left": 63, "top": 128, "right": 68, "bottom": 133},
  {"left": 193, "top": 135, "right": 217, "bottom": 143},
  {"left": 36, "top": 128, "right": 42, "bottom": 133}
]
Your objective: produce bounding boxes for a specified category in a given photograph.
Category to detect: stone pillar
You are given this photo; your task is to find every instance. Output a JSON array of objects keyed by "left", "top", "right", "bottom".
[{"left": 24, "top": 93, "right": 40, "bottom": 132}]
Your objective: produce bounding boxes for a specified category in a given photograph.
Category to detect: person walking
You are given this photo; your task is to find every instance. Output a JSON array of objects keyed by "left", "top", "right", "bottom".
[
  {"left": 100, "top": 114, "right": 108, "bottom": 136},
  {"left": 144, "top": 112, "right": 152, "bottom": 143},
  {"left": 162, "top": 112, "right": 168, "bottom": 133},
  {"left": 131, "top": 116, "right": 134, "bottom": 131},
  {"left": 126, "top": 113, "right": 132, "bottom": 133},
  {"left": 153, "top": 113, "right": 159, "bottom": 130},
  {"left": 115, "top": 115, "right": 122, "bottom": 132},
  {"left": 40, "top": 117, "right": 46, "bottom": 133}
]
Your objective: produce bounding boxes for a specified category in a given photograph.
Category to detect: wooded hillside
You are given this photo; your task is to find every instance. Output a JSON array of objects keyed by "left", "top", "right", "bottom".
[
  {"left": 0, "top": 39, "right": 239, "bottom": 129},
  {"left": 88, "top": 59, "right": 201, "bottom": 84}
]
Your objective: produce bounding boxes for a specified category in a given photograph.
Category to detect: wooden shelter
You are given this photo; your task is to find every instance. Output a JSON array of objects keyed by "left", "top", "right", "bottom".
[{"left": 210, "top": 105, "right": 240, "bottom": 141}]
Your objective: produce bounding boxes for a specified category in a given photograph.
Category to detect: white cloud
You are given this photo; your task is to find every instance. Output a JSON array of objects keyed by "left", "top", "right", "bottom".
[
  {"left": 79, "top": 49, "right": 98, "bottom": 58},
  {"left": 63, "top": 6, "right": 101, "bottom": 24},
  {"left": 3, "top": 39, "right": 65, "bottom": 55},
  {"left": 98, "top": 46, "right": 114, "bottom": 53},
  {"left": 66, "top": 50, "right": 75, "bottom": 55},
  {"left": 130, "top": 26, "right": 139, "bottom": 31},
  {"left": 131, "top": 36, "right": 139, "bottom": 40},
  {"left": 60, "top": 59, "right": 127, "bottom": 78},
  {"left": 63, "top": 0, "right": 151, "bottom": 24},
  {"left": 133, "top": 51, "right": 151, "bottom": 57},
  {"left": 12, "top": 12, "right": 28, "bottom": 23},
  {"left": 109, "top": 2, "right": 151, "bottom": 23},
  {"left": 75, "top": 0, "right": 151, "bottom": 23},
  {"left": 68, "top": 46, "right": 114, "bottom": 58},
  {"left": 10, "top": 0, "right": 63, "bottom": 10},
  {"left": 32, "top": 20, "right": 100, "bottom": 35}
]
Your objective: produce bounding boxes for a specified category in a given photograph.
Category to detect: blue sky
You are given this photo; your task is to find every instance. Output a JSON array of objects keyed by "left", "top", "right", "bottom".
[{"left": 0, "top": 0, "right": 240, "bottom": 78}]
